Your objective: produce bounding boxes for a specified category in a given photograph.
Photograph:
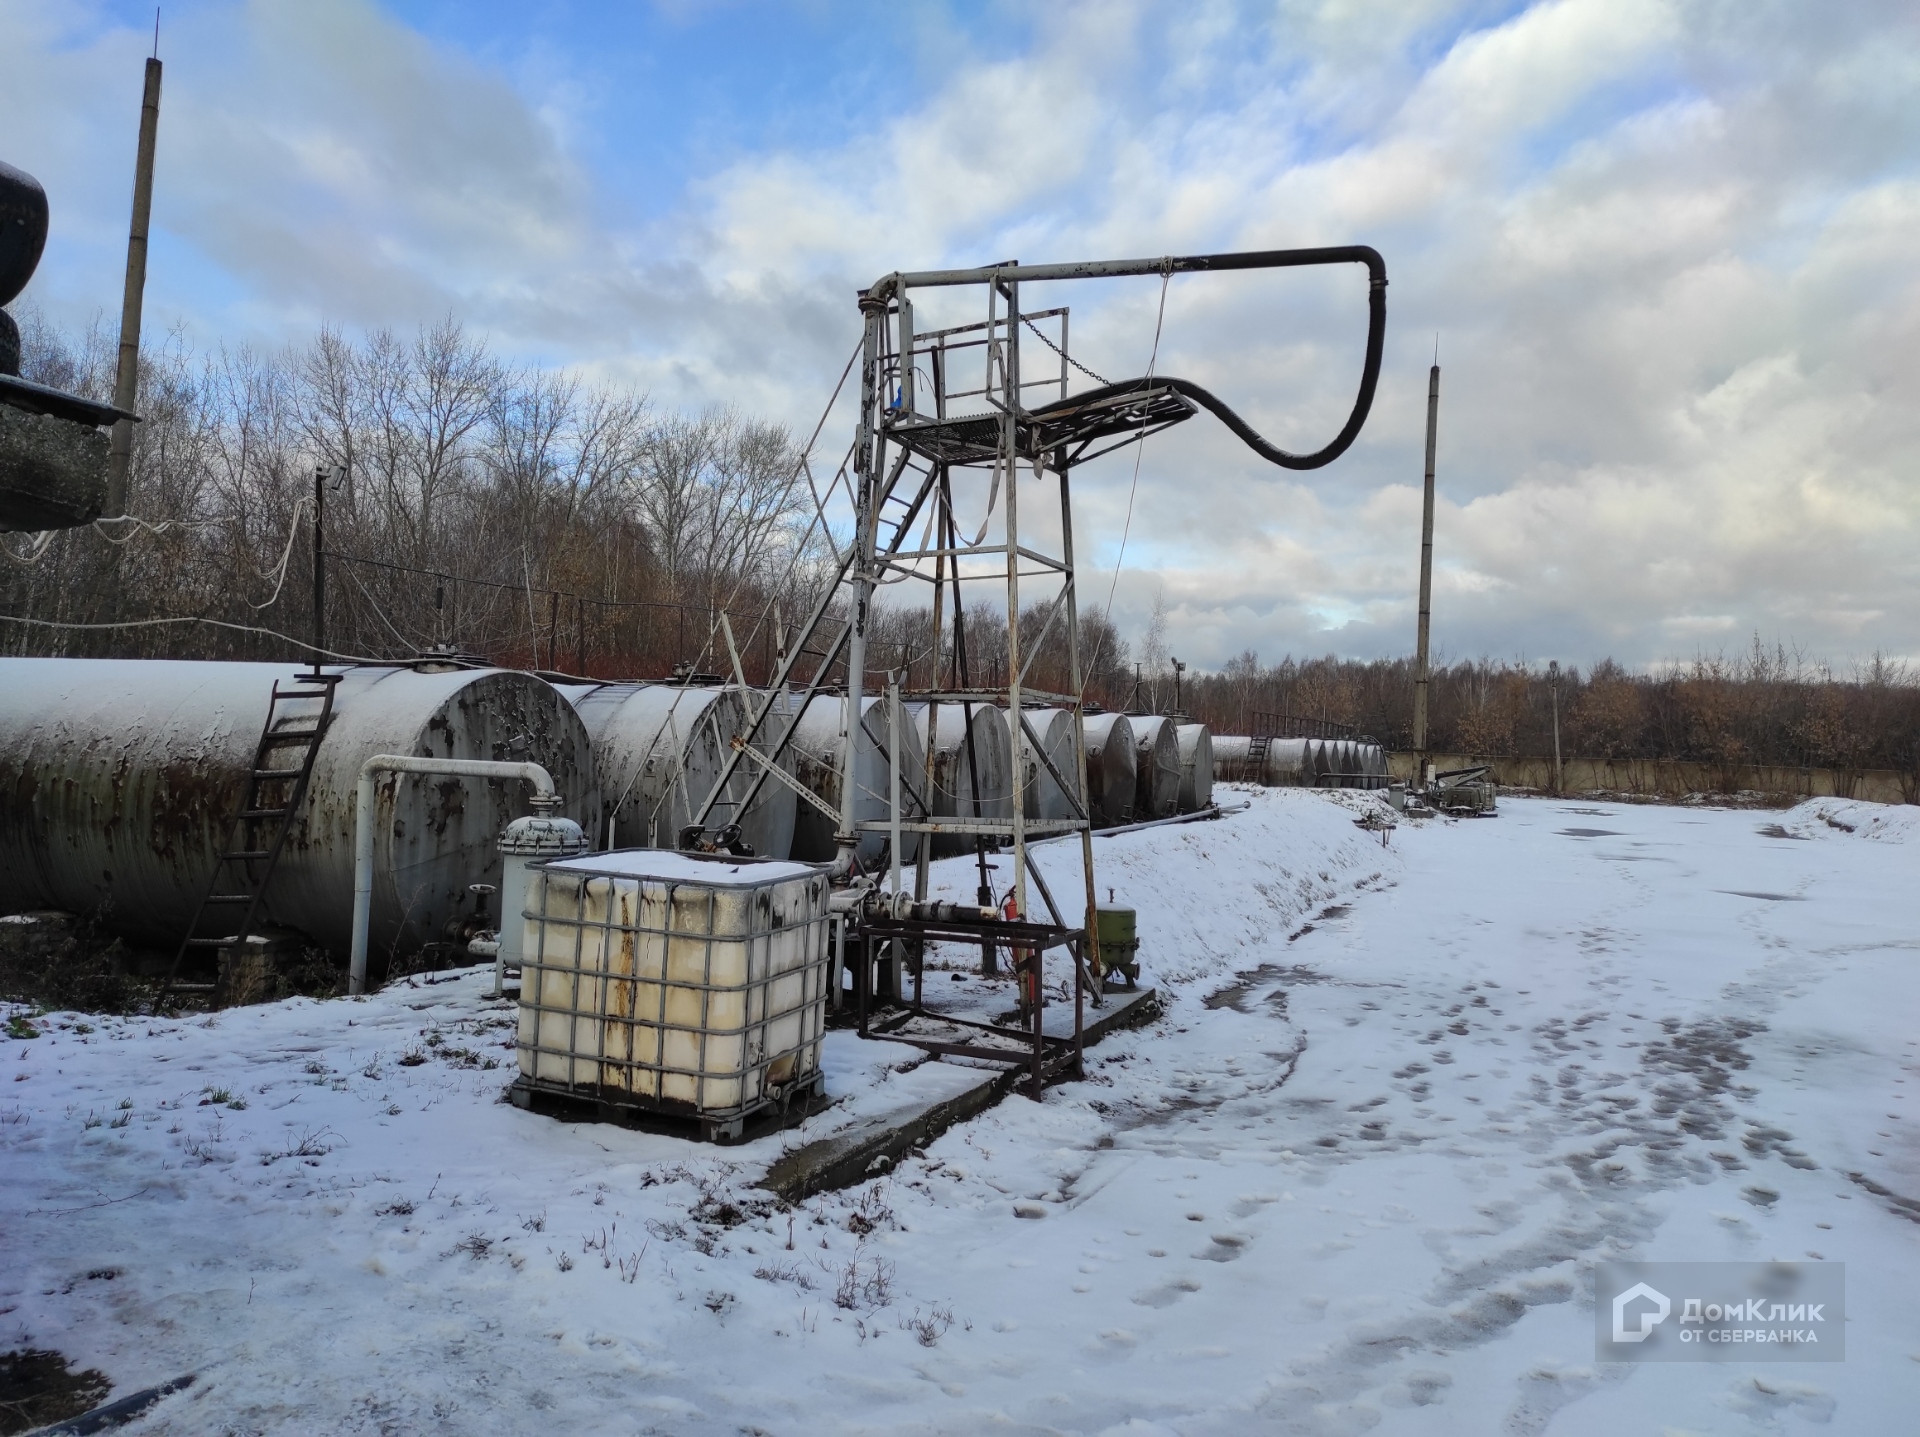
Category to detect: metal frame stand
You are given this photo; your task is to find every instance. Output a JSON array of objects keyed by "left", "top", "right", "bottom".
[{"left": 685, "top": 246, "right": 1388, "bottom": 1097}]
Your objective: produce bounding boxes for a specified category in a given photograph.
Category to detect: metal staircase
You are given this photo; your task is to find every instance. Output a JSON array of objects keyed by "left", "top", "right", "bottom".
[{"left": 160, "top": 672, "right": 339, "bottom": 1003}]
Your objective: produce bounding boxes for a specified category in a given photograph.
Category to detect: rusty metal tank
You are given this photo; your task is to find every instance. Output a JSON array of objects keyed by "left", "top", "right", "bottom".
[
  {"left": 556, "top": 682, "right": 796, "bottom": 860},
  {"left": 1211, "top": 735, "right": 1319, "bottom": 786},
  {"left": 1020, "top": 707, "right": 1080, "bottom": 821},
  {"left": 1175, "top": 723, "right": 1213, "bottom": 812},
  {"left": 1079, "top": 713, "right": 1137, "bottom": 827},
  {"left": 786, "top": 692, "right": 925, "bottom": 866},
  {"left": 1129, "top": 715, "right": 1182, "bottom": 820},
  {"left": 0, "top": 658, "right": 596, "bottom": 958},
  {"left": 910, "top": 702, "right": 1013, "bottom": 857}
]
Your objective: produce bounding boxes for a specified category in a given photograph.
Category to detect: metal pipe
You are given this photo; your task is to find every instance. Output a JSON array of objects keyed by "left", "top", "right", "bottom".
[
  {"left": 1003, "top": 276, "right": 1030, "bottom": 927},
  {"left": 888, "top": 672, "right": 904, "bottom": 1005},
  {"left": 106, "top": 56, "right": 162, "bottom": 517},
  {"left": 350, "top": 755, "right": 556, "bottom": 995},
  {"left": 877, "top": 245, "right": 1385, "bottom": 292},
  {"left": 888, "top": 674, "right": 903, "bottom": 899},
  {"left": 832, "top": 297, "right": 887, "bottom": 879},
  {"left": 1413, "top": 362, "right": 1439, "bottom": 784},
  {"left": 872, "top": 246, "right": 1387, "bottom": 473}
]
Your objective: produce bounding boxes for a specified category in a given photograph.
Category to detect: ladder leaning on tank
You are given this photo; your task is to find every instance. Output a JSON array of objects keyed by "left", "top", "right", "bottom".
[
  {"left": 1246, "top": 733, "right": 1271, "bottom": 777},
  {"left": 159, "top": 672, "right": 340, "bottom": 1004}
]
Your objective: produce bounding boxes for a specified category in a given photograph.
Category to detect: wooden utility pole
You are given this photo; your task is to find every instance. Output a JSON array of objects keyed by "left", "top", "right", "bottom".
[
  {"left": 106, "top": 53, "right": 163, "bottom": 517},
  {"left": 1548, "top": 659, "right": 1563, "bottom": 794},
  {"left": 1411, "top": 358, "right": 1439, "bottom": 787}
]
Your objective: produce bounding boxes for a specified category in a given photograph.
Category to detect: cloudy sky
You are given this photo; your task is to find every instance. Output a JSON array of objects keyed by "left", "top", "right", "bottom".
[{"left": 3, "top": 0, "right": 1916, "bottom": 672}]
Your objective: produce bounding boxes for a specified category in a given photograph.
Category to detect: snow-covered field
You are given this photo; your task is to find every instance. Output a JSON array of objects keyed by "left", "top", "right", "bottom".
[{"left": 3, "top": 790, "right": 1915, "bottom": 1436}]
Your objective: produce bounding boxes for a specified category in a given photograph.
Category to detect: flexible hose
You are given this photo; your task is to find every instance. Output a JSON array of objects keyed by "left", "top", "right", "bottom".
[{"left": 1029, "top": 250, "right": 1387, "bottom": 471}]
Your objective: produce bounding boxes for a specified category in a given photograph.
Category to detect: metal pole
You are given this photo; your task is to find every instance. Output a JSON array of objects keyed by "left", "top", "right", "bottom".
[
  {"left": 888, "top": 671, "right": 904, "bottom": 1005},
  {"left": 914, "top": 472, "right": 948, "bottom": 905},
  {"left": 888, "top": 672, "right": 903, "bottom": 901},
  {"left": 1002, "top": 275, "right": 1028, "bottom": 925},
  {"left": 1057, "top": 460, "right": 1105, "bottom": 994},
  {"left": 836, "top": 296, "right": 886, "bottom": 875},
  {"left": 1412, "top": 361, "right": 1439, "bottom": 787},
  {"left": 310, "top": 467, "right": 325, "bottom": 672},
  {"left": 106, "top": 56, "right": 163, "bottom": 517}
]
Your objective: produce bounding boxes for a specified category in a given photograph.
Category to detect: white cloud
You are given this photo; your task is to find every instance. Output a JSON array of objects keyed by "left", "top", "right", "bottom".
[{"left": 2, "top": 0, "right": 1916, "bottom": 669}]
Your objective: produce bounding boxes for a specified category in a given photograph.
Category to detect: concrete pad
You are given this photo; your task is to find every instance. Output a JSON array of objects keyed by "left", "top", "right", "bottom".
[
  {"left": 758, "top": 981, "right": 1159, "bottom": 1200},
  {"left": 1043, "top": 978, "right": 1161, "bottom": 1045},
  {"left": 760, "top": 1059, "right": 1012, "bottom": 1201}
]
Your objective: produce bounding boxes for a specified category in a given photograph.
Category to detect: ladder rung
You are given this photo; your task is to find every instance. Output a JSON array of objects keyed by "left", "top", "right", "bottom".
[
  {"left": 169, "top": 982, "right": 218, "bottom": 991},
  {"left": 202, "top": 894, "right": 256, "bottom": 905},
  {"left": 224, "top": 850, "right": 271, "bottom": 861},
  {"left": 237, "top": 808, "right": 290, "bottom": 820},
  {"left": 253, "top": 768, "right": 304, "bottom": 780},
  {"left": 183, "top": 938, "right": 234, "bottom": 949},
  {"left": 260, "top": 730, "right": 323, "bottom": 745}
]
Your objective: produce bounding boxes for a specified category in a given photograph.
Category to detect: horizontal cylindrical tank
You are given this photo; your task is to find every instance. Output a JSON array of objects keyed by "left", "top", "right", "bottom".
[
  {"left": 558, "top": 683, "right": 797, "bottom": 861},
  {"left": 1079, "top": 713, "right": 1137, "bottom": 827},
  {"left": 786, "top": 692, "right": 925, "bottom": 867},
  {"left": 1279, "top": 738, "right": 1325, "bottom": 785},
  {"left": 1313, "top": 740, "right": 1334, "bottom": 785},
  {"left": 910, "top": 702, "right": 1013, "bottom": 857},
  {"left": 1361, "top": 742, "right": 1389, "bottom": 789},
  {"left": 1129, "top": 715, "right": 1182, "bottom": 821},
  {"left": 1211, "top": 735, "right": 1321, "bottom": 786},
  {"left": 0, "top": 658, "right": 597, "bottom": 960},
  {"left": 1175, "top": 723, "right": 1214, "bottom": 812},
  {"left": 1210, "top": 735, "right": 1255, "bottom": 783},
  {"left": 1323, "top": 738, "right": 1359, "bottom": 788},
  {"left": 1019, "top": 708, "right": 1081, "bottom": 821}
]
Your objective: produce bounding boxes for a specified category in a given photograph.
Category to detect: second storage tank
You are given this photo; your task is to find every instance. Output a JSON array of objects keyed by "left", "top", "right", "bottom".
[
  {"left": 558, "top": 682, "right": 797, "bottom": 860},
  {"left": 1129, "top": 715, "right": 1182, "bottom": 821},
  {"left": 786, "top": 692, "right": 926, "bottom": 867},
  {"left": 910, "top": 702, "right": 1013, "bottom": 857},
  {"left": 1020, "top": 707, "right": 1081, "bottom": 821},
  {"left": 1079, "top": 713, "right": 1137, "bottom": 827},
  {"left": 1175, "top": 723, "right": 1214, "bottom": 812}
]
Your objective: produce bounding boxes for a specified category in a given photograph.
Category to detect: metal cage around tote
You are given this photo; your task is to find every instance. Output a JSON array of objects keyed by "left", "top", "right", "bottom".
[{"left": 513, "top": 853, "right": 831, "bottom": 1133}]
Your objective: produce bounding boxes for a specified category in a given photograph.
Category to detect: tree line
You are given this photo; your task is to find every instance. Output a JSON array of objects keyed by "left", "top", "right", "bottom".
[
  {"left": 2, "top": 313, "right": 832, "bottom": 679},
  {"left": 5, "top": 316, "right": 1912, "bottom": 789},
  {"left": 1165, "top": 640, "right": 1920, "bottom": 788},
  {"left": 1, "top": 313, "right": 1144, "bottom": 701}
]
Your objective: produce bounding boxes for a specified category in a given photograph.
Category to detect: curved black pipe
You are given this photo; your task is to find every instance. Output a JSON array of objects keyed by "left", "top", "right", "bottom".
[{"left": 1029, "top": 246, "right": 1387, "bottom": 471}]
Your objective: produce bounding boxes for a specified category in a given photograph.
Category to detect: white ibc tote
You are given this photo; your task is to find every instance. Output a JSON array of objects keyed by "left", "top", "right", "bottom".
[{"left": 513, "top": 850, "right": 830, "bottom": 1140}]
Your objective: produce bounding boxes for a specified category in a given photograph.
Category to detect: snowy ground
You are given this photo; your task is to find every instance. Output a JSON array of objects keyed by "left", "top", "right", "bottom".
[{"left": 3, "top": 789, "right": 1916, "bottom": 1436}]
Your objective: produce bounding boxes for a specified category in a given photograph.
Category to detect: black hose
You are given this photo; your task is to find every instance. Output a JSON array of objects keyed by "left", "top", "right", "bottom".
[{"left": 1029, "top": 247, "right": 1386, "bottom": 471}]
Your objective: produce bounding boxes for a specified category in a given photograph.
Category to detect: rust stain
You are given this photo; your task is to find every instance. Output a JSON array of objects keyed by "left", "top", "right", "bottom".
[{"left": 603, "top": 889, "right": 639, "bottom": 1094}]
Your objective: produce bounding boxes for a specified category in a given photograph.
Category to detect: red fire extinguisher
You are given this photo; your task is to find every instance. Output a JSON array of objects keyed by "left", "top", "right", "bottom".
[{"left": 1004, "top": 892, "right": 1037, "bottom": 1013}]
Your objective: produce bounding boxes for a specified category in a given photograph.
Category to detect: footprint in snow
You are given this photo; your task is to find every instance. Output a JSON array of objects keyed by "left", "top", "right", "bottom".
[
  {"left": 1131, "top": 1276, "right": 1202, "bottom": 1308},
  {"left": 1196, "top": 1234, "right": 1248, "bottom": 1262}
]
